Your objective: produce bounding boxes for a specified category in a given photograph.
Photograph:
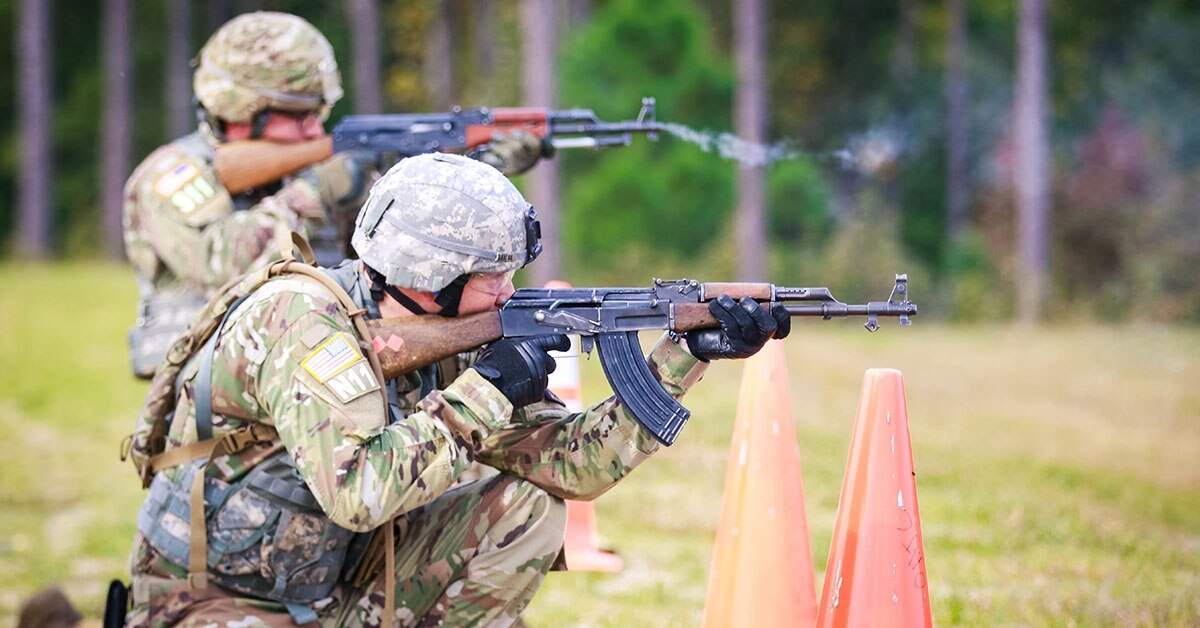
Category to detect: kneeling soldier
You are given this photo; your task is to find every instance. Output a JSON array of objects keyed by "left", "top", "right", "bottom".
[{"left": 124, "top": 153, "right": 787, "bottom": 627}]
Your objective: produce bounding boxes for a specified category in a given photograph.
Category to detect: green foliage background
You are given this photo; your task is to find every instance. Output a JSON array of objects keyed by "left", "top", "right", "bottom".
[{"left": 0, "top": 0, "right": 1198, "bottom": 320}]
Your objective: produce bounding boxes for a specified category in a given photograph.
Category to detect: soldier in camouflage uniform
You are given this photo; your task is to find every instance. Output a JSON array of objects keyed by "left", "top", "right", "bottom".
[
  {"left": 125, "top": 153, "right": 788, "bottom": 627},
  {"left": 123, "top": 12, "right": 543, "bottom": 379}
]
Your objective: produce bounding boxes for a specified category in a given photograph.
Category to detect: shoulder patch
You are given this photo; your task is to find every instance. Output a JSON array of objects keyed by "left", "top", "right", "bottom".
[
  {"left": 154, "top": 162, "right": 200, "bottom": 197},
  {"left": 301, "top": 332, "right": 364, "bottom": 383},
  {"left": 299, "top": 332, "right": 381, "bottom": 403},
  {"left": 324, "top": 361, "right": 381, "bottom": 403}
]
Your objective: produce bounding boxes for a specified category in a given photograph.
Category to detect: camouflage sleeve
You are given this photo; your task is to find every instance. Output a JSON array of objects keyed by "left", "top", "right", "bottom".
[
  {"left": 254, "top": 290, "right": 517, "bottom": 532},
  {"left": 471, "top": 333, "right": 708, "bottom": 501},
  {"left": 127, "top": 145, "right": 327, "bottom": 290}
]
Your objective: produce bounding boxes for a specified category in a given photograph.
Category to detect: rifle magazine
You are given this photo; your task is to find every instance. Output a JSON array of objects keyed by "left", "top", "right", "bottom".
[{"left": 596, "top": 331, "right": 690, "bottom": 446}]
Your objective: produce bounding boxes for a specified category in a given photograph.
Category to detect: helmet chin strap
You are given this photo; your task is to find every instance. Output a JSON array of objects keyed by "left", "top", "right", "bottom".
[
  {"left": 366, "top": 266, "right": 467, "bottom": 318},
  {"left": 432, "top": 275, "right": 469, "bottom": 317}
]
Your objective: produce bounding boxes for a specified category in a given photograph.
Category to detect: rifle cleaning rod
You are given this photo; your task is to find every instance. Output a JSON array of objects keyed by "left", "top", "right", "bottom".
[{"left": 782, "top": 303, "right": 918, "bottom": 317}]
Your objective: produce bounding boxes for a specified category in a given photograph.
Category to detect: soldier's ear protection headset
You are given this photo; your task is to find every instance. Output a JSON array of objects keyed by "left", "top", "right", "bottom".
[{"left": 365, "top": 205, "right": 541, "bottom": 317}]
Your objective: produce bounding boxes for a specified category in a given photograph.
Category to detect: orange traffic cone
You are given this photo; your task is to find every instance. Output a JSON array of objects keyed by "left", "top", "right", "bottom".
[
  {"left": 544, "top": 280, "right": 623, "bottom": 573},
  {"left": 702, "top": 340, "right": 818, "bottom": 627},
  {"left": 817, "top": 369, "right": 931, "bottom": 628}
]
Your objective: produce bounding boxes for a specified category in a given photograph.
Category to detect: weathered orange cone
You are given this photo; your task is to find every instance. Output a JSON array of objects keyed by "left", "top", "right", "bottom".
[
  {"left": 817, "top": 369, "right": 931, "bottom": 628},
  {"left": 544, "top": 280, "right": 623, "bottom": 573},
  {"left": 702, "top": 340, "right": 818, "bottom": 627}
]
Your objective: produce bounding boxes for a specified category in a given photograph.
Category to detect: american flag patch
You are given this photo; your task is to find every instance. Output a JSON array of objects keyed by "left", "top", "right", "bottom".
[{"left": 300, "top": 333, "right": 363, "bottom": 383}]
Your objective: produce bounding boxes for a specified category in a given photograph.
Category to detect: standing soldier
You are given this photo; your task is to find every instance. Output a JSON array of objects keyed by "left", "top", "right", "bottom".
[
  {"left": 123, "top": 12, "right": 544, "bottom": 380},
  {"left": 123, "top": 153, "right": 788, "bottom": 626}
]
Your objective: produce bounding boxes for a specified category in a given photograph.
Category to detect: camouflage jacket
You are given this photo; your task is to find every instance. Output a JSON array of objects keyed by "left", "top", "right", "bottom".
[
  {"left": 122, "top": 131, "right": 327, "bottom": 299},
  {"left": 130, "top": 265, "right": 708, "bottom": 579}
]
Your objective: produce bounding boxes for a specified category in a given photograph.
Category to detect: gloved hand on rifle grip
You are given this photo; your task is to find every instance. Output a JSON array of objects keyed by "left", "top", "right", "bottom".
[
  {"left": 473, "top": 334, "right": 571, "bottom": 409},
  {"left": 684, "top": 295, "right": 790, "bottom": 361},
  {"left": 475, "top": 130, "right": 548, "bottom": 177}
]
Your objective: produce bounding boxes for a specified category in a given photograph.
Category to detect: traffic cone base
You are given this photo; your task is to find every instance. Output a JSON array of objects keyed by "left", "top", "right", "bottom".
[
  {"left": 702, "top": 340, "right": 818, "bottom": 627},
  {"left": 563, "top": 500, "right": 624, "bottom": 573},
  {"left": 817, "top": 368, "right": 931, "bottom": 628}
]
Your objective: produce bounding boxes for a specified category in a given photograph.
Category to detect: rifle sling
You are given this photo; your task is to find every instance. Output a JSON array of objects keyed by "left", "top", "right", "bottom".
[{"left": 193, "top": 295, "right": 248, "bottom": 442}]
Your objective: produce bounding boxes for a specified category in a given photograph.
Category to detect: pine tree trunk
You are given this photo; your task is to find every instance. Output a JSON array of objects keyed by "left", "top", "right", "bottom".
[
  {"left": 347, "top": 0, "right": 383, "bottom": 114},
  {"left": 102, "top": 0, "right": 132, "bottom": 259},
  {"left": 945, "top": 0, "right": 970, "bottom": 239},
  {"left": 425, "top": 0, "right": 455, "bottom": 109},
  {"left": 16, "top": 0, "right": 53, "bottom": 258},
  {"left": 166, "top": 0, "right": 193, "bottom": 138},
  {"left": 473, "top": 0, "right": 495, "bottom": 83},
  {"left": 521, "top": 0, "right": 562, "bottom": 285},
  {"left": 733, "top": 0, "right": 767, "bottom": 280},
  {"left": 1015, "top": 0, "right": 1050, "bottom": 322}
]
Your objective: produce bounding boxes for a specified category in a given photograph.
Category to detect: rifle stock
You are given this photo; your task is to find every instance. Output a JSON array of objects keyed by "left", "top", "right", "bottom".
[
  {"left": 368, "top": 311, "right": 503, "bottom": 379},
  {"left": 213, "top": 136, "right": 334, "bottom": 195}
]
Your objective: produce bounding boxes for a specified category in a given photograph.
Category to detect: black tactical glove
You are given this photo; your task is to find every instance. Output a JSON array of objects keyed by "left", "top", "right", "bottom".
[
  {"left": 473, "top": 334, "right": 571, "bottom": 409},
  {"left": 684, "top": 295, "right": 791, "bottom": 361}
]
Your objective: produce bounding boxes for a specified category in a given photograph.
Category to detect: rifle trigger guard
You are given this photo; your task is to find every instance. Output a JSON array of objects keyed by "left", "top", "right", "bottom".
[{"left": 595, "top": 331, "right": 690, "bottom": 446}]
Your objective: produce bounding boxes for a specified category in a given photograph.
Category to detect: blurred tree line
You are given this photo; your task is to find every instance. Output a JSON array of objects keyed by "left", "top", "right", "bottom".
[{"left": 2, "top": 0, "right": 1198, "bottom": 321}]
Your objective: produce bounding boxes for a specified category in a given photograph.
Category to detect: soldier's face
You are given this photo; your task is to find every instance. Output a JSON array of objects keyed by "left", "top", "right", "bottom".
[
  {"left": 457, "top": 271, "right": 517, "bottom": 315},
  {"left": 225, "top": 111, "right": 326, "bottom": 142}
]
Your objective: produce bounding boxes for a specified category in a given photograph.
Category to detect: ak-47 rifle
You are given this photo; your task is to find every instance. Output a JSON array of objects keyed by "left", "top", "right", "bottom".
[
  {"left": 366, "top": 274, "right": 918, "bottom": 446},
  {"left": 214, "top": 99, "right": 663, "bottom": 265},
  {"left": 331, "top": 97, "right": 662, "bottom": 156},
  {"left": 212, "top": 97, "right": 663, "bottom": 195}
]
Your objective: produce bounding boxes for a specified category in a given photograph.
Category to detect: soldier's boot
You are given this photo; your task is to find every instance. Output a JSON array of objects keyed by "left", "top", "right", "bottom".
[{"left": 342, "top": 473, "right": 566, "bottom": 627}]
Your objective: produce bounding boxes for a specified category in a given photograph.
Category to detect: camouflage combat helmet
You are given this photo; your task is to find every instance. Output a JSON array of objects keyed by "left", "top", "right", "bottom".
[
  {"left": 194, "top": 12, "right": 342, "bottom": 124},
  {"left": 352, "top": 153, "right": 542, "bottom": 292}
]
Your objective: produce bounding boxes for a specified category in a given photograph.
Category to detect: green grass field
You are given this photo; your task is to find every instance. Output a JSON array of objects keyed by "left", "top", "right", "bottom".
[{"left": 2, "top": 263, "right": 1198, "bottom": 626}]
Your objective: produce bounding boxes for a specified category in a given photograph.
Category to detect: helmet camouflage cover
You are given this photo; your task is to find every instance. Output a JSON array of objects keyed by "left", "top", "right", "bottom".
[
  {"left": 352, "top": 153, "right": 539, "bottom": 292},
  {"left": 194, "top": 12, "right": 343, "bottom": 123}
]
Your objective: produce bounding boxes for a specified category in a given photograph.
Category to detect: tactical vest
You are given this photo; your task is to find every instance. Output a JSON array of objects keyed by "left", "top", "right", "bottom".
[{"left": 124, "top": 234, "right": 398, "bottom": 626}]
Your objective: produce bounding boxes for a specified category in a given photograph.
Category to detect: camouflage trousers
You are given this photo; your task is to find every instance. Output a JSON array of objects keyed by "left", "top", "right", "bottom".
[{"left": 131, "top": 474, "right": 566, "bottom": 627}]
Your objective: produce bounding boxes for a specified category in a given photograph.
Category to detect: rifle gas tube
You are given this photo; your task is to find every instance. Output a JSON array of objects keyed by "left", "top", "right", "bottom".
[
  {"left": 332, "top": 97, "right": 662, "bottom": 156},
  {"left": 367, "top": 275, "right": 917, "bottom": 446}
]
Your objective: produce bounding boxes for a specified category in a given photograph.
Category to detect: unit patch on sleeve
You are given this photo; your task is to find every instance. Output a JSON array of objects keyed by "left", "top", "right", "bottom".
[
  {"left": 325, "top": 361, "right": 380, "bottom": 403},
  {"left": 300, "top": 332, "right": 380, "bottom": 403},
  {"left": 154, "top": 162, "right": 199, "bottom": 196},
  {"left": 154, "top": 162, "right": 216, "bottom": 214}
]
